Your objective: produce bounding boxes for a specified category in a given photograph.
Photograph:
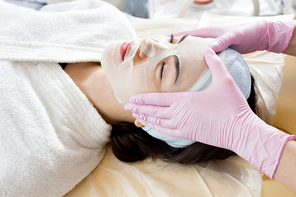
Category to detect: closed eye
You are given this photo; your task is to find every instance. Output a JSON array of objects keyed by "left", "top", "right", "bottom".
[
  {"left": 154, "top": 55, "right": 179, "bottom": 92},
  {"left": 158, "top": 56, "right": 179, "bottom": 83},
  {"left": 159, "top": 62, "right": 165, "bottom": 79}
]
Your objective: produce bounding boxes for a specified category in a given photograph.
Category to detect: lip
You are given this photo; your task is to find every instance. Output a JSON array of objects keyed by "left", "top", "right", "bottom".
[
  {"left": 120, "top": 42, "right": 128, "bottom": 61},
  {"left": 120, "top": 41, "right": 134, "bottom": 61}
]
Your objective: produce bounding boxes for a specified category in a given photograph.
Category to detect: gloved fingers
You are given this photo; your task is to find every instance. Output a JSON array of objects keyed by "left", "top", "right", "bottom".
[
  {"left": 132, "top": 112, "right": 178, "bottom": 129},
  {"left": 149, "top": 123, "right": 180, "bottom": 137},
  {"left": 125, "top": 103, "right": 172, "bottom": 119},
  {"left": 128, "top": 92, "right": 180, "bottom": 106}
]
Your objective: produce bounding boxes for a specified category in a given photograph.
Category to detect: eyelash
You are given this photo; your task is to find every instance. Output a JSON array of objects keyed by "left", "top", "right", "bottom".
[
  {"left": 160, "top": 62, "right": 165, "bottom": 79},
  {"left": 170, "top": 34, "right": 174, "bottom": 44}
]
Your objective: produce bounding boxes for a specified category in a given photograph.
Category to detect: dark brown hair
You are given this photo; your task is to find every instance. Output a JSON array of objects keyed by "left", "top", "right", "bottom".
[{"left": 110, "top": 76, "right": 257, "bottom": 164}]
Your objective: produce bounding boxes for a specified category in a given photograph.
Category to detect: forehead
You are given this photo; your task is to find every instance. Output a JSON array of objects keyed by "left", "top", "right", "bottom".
[{"left": 149, "top": 35, "right": 211, "bottom": 61}]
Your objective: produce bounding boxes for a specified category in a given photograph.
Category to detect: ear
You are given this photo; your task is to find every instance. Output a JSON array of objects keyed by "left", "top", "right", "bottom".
[{"left": 134, "top": 119, "right": 145, "bottom": 128}]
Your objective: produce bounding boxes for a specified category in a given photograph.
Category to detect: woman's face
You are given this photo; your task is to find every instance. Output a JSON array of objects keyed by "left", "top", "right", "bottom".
[{"left": 101, "top": 35, "right": 213, "bottom": 104}]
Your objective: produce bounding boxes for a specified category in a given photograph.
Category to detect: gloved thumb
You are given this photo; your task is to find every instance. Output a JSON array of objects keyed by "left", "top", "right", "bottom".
[
  {"left": 208, "top": 33, "right": 234, "bottom": 53},
  {"left": 204, "top": 47, "right": 232, "bottom": 82}
]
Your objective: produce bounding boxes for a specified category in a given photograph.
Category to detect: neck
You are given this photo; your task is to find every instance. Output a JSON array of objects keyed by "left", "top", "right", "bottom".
[{"left": 64, "top": 62, "right": 136, "bottom": 124}]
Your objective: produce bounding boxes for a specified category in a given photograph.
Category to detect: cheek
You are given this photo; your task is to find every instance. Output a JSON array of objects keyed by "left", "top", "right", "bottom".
[
  {"left": 170, "top": 58, "right": 208, "bottom": 92},
  {"left": 103, "top": 44, "right": 162, "bottom": 105},
  {"left": 101, "top": 43, "right": 117, "bottom": 68},
  {"left": 104, "top": 64, "right": 156, "bottom": 105}
]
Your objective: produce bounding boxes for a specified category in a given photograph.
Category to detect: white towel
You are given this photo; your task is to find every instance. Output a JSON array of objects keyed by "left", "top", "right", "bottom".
[
  {"left": 0, "top": 61, "right": 111, "bottom": 197},
  {"left": 0, "top": 0, "right": 136, "bottom": 63},
  {"left": 0, "top": 0, "right": 136, "bottom": 196}
]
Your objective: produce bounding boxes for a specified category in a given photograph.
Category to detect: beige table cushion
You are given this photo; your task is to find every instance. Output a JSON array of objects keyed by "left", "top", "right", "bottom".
[
  {"left": 65, "top": 144, "right": 262, "bottom": 197},
  {"left": 261, "top": 55, "right": 296, "bottom": 197},
  {"left": 274, "top": 55, "right": 296, "bottom": 136}
]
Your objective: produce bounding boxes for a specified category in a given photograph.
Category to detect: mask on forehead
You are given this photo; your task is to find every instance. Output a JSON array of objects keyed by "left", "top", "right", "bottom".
[{"left": 101, "top": 35, "right": 207, "bottom": 105}]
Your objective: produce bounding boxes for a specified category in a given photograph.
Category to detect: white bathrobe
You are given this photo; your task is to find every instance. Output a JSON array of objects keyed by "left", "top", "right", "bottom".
[{"left": 0, "top": 0, "right": 136, "bottom": 196}]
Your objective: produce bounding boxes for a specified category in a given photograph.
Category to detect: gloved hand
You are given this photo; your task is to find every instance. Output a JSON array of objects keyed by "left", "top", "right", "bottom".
[
  {"left": 125, "top": 48, "right": 295, "bottom": 179},
  {"left": 173, "top": 21, "right": 294, "bottom": 54}
]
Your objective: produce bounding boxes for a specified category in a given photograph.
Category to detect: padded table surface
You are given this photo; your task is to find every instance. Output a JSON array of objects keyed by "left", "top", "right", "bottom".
[{"left": 261, "top": 55, "right": 296, "bottom": 197}]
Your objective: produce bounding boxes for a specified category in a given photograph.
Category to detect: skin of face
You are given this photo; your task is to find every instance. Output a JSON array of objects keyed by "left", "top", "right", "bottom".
[{"left": 101, "top": 35, "right": 214, "bottom": 105}]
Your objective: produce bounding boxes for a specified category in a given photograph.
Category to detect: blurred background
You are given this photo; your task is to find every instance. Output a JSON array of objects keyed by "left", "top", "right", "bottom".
[{"left": 3, "top": 0, "right": 296, "bottom": 17}]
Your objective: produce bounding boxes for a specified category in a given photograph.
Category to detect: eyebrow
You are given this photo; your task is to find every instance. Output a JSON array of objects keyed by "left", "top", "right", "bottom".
[
  {"left": 174, "top": 55, "right": 180, "bottom": 84},
  {"left": 172, "top": 35, "right": 188, "bottom": 84},
  {"left": 178, "top": 34, "right": 189, "bottom": 44}
]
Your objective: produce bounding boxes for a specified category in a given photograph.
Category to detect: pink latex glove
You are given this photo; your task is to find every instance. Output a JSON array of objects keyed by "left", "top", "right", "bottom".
[
  {"left": 125, "top": 48, "right": 295, "bottom": 178},
  {"left": 173, "top": 21, "right": 294, "bottom": 53}
]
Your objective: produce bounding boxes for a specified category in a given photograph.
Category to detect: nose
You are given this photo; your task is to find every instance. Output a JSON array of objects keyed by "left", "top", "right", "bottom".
[
  {"left": 139, "top": 37, "right": 162, "bottom": 58},
  {"left": 133, "top": 38, "right": 154, "bottom": 66},
  {"left": 139, "top": 39, "right": 149, "bottom": 59},
  {"left": 140, "top": 37, "right": 161, "bottom": 57}
]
